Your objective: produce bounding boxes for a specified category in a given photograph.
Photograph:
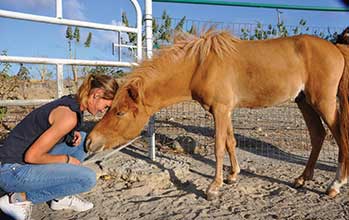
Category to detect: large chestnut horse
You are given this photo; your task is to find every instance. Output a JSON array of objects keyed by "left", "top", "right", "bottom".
[{"left": 87, "top": 30, "right": 349, "bottom": 200}]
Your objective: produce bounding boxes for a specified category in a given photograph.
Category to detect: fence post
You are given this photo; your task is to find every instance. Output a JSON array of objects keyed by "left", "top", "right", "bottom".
[
  {"left": 55, "top": 0, "right": 62, "bottom": 19},
  {"left": 56, "top": 64, "right": 64, "bottom": 98},
  {"left": 145, "top": 0, "right": 156, "bottom": 161}
]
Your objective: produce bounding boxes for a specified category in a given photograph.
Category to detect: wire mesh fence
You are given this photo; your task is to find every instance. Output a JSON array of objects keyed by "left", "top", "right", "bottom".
[{"left": 154, "top": 101, "right": 338, "bottom": 167}]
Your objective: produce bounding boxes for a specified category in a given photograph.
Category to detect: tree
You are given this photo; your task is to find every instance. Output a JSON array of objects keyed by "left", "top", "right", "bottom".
[
  {"left": 188, "top": 24, "right": 197, "bottom": 35},
  {"left": 17, "top": 63, "right": 30, "bottom": 80},
  {"left": 122, "top": 11, "right": 137, "bottom": 44},
  {"left": 65, "top": 26, "right": 93, "bottom": 81},
  {"left": 84, "top": 66, "right": 126, "bottom": 78},
  {"left": 122, "top": 9, "right": 186, "bottom": 50},
  {"left": 239, "top": 9, "right": 336, "bottom": 41},
  {"left": 65, "top": 26, "right": 75, "bottom": 80},
  {"left": 158, "top": 10, "right": 172, "bottom": 44},
  {"left": 0, "top": 50, "right": 12, "bottom": 76},
  {"left": 37, "top": 63, "right": 53, "bottom": 82},
  {"left": 175, "top": 16, "right": 186, "bottom": 32},
  {"left": 84, "top": 32, "right": 92, "bottom": 47},
  {"left": 65, "top": 26, "right": 74, "bottom": 59}
]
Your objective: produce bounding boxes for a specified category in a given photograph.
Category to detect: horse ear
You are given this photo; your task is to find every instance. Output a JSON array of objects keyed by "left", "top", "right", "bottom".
[
  {"left": 123, "top": 85, "right": 139, "bottom": 114},
  {"left": 127, "top": 84, "right": 139, "bottom": 102}
]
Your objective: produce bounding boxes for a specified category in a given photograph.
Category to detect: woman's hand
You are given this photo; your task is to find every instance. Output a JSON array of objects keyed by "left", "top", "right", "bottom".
[
  {"left": 71, "top": 131, "right": 82, "bottom": 146},
  {"left": 68, "top": 155, "right": 81, "bottom": 165}
]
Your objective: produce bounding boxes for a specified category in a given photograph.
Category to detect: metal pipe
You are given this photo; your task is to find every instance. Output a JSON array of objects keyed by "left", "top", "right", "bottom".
[
  {"left": 130, "top": 0, "right": 143, "bottom": 62},
  {"left": 0, "top": 9, "right": 138, "bottom": 33},
  {"left": 56, "top": 64, "right": 63, "bottom": 98},
  {"left": 152, "top": 0, "right": 349, "bottom": 12},
  {"left": 0, "top": 99, "right": 55, "bottom": 106},
  {"left": 145, "top": 0, "right": 156, "bottom": 161},
  {"left": 0, "top": 56, "right": 138, "bottom": 67},
  {"left": 145, "top": 0, "right": 153, "bottom": 58},
  {"left": 55, "top": 0, "right": 62, "bottom": 19}
]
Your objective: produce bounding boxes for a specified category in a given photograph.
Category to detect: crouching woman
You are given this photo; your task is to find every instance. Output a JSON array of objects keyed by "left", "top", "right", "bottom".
[{"left": 0, "top": 74, "right": 118, "bottom": 220}]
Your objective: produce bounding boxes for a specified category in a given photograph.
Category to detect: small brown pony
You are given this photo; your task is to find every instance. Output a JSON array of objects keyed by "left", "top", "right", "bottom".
[{"left": 87, "top": 30, "right": 349, "bottom": 200}]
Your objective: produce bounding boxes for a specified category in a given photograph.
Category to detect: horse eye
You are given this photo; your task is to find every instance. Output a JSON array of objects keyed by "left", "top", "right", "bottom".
[{"left": 116, "top": 111, "right": 125, "bottom": 117}]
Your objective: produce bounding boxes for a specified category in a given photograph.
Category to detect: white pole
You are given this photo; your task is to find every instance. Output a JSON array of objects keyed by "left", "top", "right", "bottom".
[
  {"left": 56, "top": 0, "right": 62, "bottom": 19},
  {"left": 145, "top": 0, "right": 156, "bottom": 161},
  {"left": 130, "top": 0, "right": 143, "bottom": 62},
  {"left": 145, "top": 0, "right": 153, "bottom": 58},
  {"left": 0, "top": 9, "right": 137, "bottom": 33},
  {"left": 56, "top": 64, "right": 64, "bottom": 98},
  {"left": 0, "top": 56, "right": 137, "bottom": 67}
]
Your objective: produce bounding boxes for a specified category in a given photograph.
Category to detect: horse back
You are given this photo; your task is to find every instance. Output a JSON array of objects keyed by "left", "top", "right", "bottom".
[{"left": 191, "top": 35, "right": 344, "bottom": 109}]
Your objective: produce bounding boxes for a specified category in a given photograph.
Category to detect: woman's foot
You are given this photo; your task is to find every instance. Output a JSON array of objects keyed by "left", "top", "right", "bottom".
[
  {"left": 0, "top": 194, "right": 32, "bottom": 220},
  {"left": 50, "top": 195, "right": 93, "bottom": 212}
]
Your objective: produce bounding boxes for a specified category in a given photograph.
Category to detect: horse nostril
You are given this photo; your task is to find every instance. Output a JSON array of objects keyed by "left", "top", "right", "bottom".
[{"left": 85, "top": 138, "right": 92, "bottom": 151}]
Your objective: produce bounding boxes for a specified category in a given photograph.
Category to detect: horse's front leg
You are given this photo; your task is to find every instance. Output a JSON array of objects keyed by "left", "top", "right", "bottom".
[
  {"left": 206, "top": 104, "right": 230, "bottom": 200},
  {"left": 226, "top": 121, "right": 240, "bottom": 184}
]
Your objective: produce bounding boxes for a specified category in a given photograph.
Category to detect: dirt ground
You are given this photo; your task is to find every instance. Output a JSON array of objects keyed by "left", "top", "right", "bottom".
[
  {"left": 0, "top": 85, "right": 348, "bottom": 220},
  {"left": 29, "top": 138, "right": 349, "bottom": 220}
]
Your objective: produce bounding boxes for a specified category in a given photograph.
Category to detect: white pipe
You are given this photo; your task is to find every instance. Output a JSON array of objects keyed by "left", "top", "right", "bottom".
[
  {"left": 0, "top": 99, "right": 54, "bottom": 106},
  {"left": 56, "top": 64, "right": 63, "bottom": 98},
  {"left": 145, "top": 0, "right": 156, "bottom": 161},
  {"left": 0, "top": 9, "right": 137, "bottom": 33},
  {"left": 0, "top": 56, "right": 138, "bottom": 67},
  {"left": 145, "top": 0, "right": 153, "bottom": 58},
  {"left": 56, "top": 0, "right": 62, "bottom": 19},
  {"left": 130, "top": 0, "right": 143, "bottom": 62}
]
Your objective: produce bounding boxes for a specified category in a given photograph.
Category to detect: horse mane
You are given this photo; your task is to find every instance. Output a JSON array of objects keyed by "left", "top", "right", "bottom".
[
  {"left": 176, "top": 28, "right": 240, "bottom": 62},
  {"left": 120, "top": 29, "right": 240, "bottom": 102},
  {"left": 133, "top": 29, "right": 239, "bottom": 76}
]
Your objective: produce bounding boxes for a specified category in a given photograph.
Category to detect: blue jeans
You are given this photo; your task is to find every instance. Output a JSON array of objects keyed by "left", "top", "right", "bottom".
[{"left": 0, "top": 131, "right": 96, "bottom": 204}]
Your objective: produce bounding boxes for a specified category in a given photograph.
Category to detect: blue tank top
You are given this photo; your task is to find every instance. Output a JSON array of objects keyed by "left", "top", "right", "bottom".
[{"left": 0, "top": 95, "right": 83, "bottom": 164}]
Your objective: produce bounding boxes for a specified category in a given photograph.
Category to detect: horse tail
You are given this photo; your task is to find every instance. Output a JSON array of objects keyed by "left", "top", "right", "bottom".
[{"left": 337, "top": 44, "right": 349, "bottom": 176}]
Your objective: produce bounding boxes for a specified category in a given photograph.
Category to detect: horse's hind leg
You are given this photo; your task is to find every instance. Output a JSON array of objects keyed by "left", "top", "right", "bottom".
[
  {"left": 294, "top": 93, "right": 326, "bottom": 188},
  {"left": 226, "top": 120, "right": 240, "bottom": 184},
  {"left": 308, "top": 94, "right": 348, "bottom": 197}
]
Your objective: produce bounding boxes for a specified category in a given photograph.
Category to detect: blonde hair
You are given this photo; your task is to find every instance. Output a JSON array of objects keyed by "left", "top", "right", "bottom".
[{"left": 77, "top": 74, "right": 119, "bottom": 107}]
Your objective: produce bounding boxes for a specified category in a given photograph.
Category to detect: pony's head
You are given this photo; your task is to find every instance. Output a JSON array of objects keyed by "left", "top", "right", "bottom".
[{"left": 86, "top": 78, "right": 150, "bottom": 152}]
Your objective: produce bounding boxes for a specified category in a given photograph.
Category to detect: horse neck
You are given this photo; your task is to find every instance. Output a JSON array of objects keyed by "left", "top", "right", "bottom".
[{"left": 142, "top": 60, "right": 195, "bottom": 113}]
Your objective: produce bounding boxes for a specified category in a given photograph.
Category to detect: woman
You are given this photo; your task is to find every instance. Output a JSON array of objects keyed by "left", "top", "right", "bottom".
[{"left": 0, "top": 74, "right": 118, "bottom": 220}]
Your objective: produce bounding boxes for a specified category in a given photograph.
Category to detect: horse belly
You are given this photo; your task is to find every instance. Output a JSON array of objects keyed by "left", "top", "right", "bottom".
[{"left": 236, "top": 79, "right": 304, "bottom": 108}]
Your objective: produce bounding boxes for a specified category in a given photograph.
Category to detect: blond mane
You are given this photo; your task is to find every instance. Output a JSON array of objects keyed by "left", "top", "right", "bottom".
[{"left": 127, "top": 29, "right": 240, "bottom": 82}]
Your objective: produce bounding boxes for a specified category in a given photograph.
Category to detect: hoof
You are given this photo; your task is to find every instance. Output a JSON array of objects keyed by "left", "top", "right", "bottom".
[
  {"left": 206, "top": 190, "right": 219, "bottom": 201},
  {"left": 327, "top": 188, "right": 339, "bottom": 198},
  {"left": 294, "top": 177, "right": 305, "bottom": 188},
  {"left": 226, "top": 176, "right": 237, "bottom": 185}
]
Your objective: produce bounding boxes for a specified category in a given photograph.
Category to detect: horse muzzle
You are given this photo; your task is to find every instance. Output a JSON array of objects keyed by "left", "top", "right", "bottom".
[{"left": 85, "top": 136, "right": 105, "bottom": 153}]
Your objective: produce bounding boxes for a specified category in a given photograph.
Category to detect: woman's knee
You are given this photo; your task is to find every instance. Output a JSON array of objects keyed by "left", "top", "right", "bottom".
[{"left": 79, "top": 167, "right": 96, "bottom": 191}]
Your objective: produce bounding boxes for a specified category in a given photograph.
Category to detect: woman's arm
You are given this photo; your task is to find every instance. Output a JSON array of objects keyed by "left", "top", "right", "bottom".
[{"left": 24, "top": 106, "right": 80, "bottom": 165}]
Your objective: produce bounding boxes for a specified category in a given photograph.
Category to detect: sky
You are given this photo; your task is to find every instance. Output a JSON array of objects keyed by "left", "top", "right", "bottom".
[{"left": 0, "top": 0, "right": 349, "bottom": 78}]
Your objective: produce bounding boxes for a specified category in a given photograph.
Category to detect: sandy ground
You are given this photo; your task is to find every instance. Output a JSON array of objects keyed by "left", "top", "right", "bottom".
[{"left": 24, "top": 137, "right": 348, "bottom": 220}]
